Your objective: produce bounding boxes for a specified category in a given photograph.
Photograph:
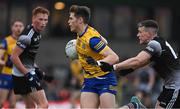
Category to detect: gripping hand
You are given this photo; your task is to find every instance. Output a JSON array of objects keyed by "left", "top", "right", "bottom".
[
  {"left": 86, "top": 57, "right": 98, "bottom": 65},
  {"left": 25, "top": 71, "right": 40, "bottom": 88},
  {"left": 35, "top": 68, "right": 54, "bottom": 83},
  {"left": 86, "top": 56, "right": 114, "bottom": 72},
  {"left": 99, "top": 61, "right": 114, "bottom": 72}
]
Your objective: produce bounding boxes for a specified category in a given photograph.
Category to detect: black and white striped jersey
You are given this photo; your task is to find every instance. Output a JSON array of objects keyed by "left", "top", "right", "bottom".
[
  {"left": 144, "top": 36, "right": 180, "bottom": 89},
  {"left": 13, "top": 25, "right": 41, "bottom": 76}
]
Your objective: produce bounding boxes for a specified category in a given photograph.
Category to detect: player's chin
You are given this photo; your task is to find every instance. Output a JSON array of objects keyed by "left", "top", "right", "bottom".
[
  {"left": 16, "top": 31, "right": 21, "bottom": 36},
  {"left": 70, "top": 28, "right": 75, "bottom": 32},
  {"left": 139, "top": 40, "right": 144, "bottom": 44},
  {"left": 39, "top": 27, "right": 45, "bottom": 31}
]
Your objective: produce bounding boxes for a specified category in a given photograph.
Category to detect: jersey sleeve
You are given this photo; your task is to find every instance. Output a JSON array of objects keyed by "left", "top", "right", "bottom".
[
  {"left": 0, "top": 39, "right": 7, "bottom": 50},
  {"left": 89, "top": 37, "right": 106, "bottom": 53},
  {"left": 16, "top": 35, "right": 31, "bottom": 49},
  {"left": 143, "top": 40, "right": 162, "bottom": 57}
]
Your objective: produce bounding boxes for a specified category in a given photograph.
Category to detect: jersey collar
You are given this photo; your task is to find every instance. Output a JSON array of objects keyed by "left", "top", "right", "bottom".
[{"left": 79, "top": 25, "right": 88, "bottom": 37}]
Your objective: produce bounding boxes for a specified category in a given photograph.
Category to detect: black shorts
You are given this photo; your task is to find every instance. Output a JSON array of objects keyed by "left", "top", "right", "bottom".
[
  {"left": 12, "top": 75, "right": 43, "bottom": 95},
  {"left": 158, "top": 86, "right": 180, "bottom": 108}
]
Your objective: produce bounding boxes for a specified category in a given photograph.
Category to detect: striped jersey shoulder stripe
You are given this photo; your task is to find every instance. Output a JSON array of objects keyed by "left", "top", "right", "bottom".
[
  {"left": 27, "top": 28, "right": 34, "bottom": 38},
  {"left": 94, "top": 41, "right": 105, "bottom": 50}
]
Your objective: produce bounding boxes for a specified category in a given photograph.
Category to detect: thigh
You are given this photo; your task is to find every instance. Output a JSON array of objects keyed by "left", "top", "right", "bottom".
[
  {"left": 80, "top": 92, "right": 99, "bottom": 108},
  {"left": 29, "top": 89, "right": 48, "bottom": 106},
  {"left": 173, "top": 90, "right": 180, "bottom": 108},
  {"left": 100, "top": 92, "right": 116, "bottom": 108},
  {"left": 13, "top": 75, "right": 43, "bottom": 95},
  {"left": 12, "top": 75, "right": 29, "bottom": 95},
  {"left": 157, "top": 87, "right": 179, "bottom": 108},
  {"left": 155, "top": 100, "right": 164, "bottom": 109},
  {"left": 23, "top": 95, "right": 36, "bottom": 108}
]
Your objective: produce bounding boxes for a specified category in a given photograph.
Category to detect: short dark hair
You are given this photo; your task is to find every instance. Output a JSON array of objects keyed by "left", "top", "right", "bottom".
[
  {"left": 32, "top": 6, "right": 50, "bottom": 16},
  {"left": 69, "top": 5, "right": 91, "bottom": 24},
  {"left": 11, "top": 19, "right": 23, "bottom": 26},
  {"left": 138, "top": 20, "right": 159, "bottom": 31}
]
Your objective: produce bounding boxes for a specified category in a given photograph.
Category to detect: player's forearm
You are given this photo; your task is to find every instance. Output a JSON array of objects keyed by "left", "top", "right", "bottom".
[
  {"left": 11, "top": 55, "right": 28, "bottom": 74},
  {"left": 0, "top": 50, "right": 5, "bottom": 66},
  {"left": 101, "top": 54, "right": 119, "bottom": 65},
  {"left": 114, "top": 57, "right": 140, "bottom": 71},
  {"left": 0, "top": 60, "right": 5, "bottom": 66}
]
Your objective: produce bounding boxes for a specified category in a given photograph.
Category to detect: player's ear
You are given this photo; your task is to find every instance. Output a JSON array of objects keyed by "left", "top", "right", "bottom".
[
  {"left": 79, "top": 17, "right": 84, "bottom": 24},
  {"left": 32, "top": 16, "right": 35, "bottom": 23}
]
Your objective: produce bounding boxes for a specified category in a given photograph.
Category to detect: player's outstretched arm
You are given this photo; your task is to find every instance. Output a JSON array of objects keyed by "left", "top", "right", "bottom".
[
  {"left": 88, "top": 37, "right": 119, "bottom": 65},
  {"left": 114, "top": 51, "right": 151, "bottom": 71}
]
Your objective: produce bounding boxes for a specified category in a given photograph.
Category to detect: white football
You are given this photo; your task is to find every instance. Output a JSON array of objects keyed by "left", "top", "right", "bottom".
[{"left": 65, "top": 39, "right": 78, "bottom": 60}]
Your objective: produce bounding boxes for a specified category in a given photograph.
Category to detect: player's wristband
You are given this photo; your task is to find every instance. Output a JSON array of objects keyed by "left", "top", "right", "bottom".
[
  {"left": 119, "top": 68, "right": 134, "bottom": 76},
  {"left": 97, "top": 61, "right": 101, "bottom": 66},
  {"left": 113, "top": 64, "right": 117, "bottom": 71}
]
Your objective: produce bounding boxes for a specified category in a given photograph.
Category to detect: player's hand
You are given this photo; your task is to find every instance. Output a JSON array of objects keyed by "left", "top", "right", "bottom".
[
  {"left": 35, "top": 68, "right": 44, "bottom": 80},
  {"left": 86, "top": 57, "right": 98, "bottom": 65},
  {"left": 86, "top": 57, "right": 114, "bottom": 71},
  {"left": 99, "top": 61, "right": 114, "bottom": 72},
  {"left": 25, "top": 71, "right": 40, "bottom": 88},
  {"left": 35, "top": 67, "right": 54, "bottom": 83}
]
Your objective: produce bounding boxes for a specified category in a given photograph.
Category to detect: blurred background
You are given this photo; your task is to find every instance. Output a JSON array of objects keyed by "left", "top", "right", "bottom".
[{"left": 0, "top": 0, "right": 179, "bottom": 108}]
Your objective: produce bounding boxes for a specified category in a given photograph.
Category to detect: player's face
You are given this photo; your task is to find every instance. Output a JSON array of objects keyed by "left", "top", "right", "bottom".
[
  {"left": 11, "top": 21, "right": 24, "bottom": 38},
  {"left": 32, "top": 13, "right": 48, "bottom": 32},
  {"left": 68, "top": 13, "right": 79, "bottom": 32},
  {"left": 137, "top": 26, "right": 151, "bottom": 44}
]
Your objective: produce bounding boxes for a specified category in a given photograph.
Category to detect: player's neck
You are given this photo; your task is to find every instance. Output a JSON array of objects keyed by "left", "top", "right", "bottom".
[
  {"left": 11, "top": 34, "right": 18, "bottom": 40},
  {"left": 77, "top": 24, "right": 88, "bottom": 36},
  {"left": 33, "top": 26, "right": 40, "bottom": 33},
  {"left": 32, "top": 24, "right": 40, "bottom": 33},
  {"left": 147, "top": 34, "right": 158, "bottom": 43},
  {"left": 151, "top": 34, "right": 158, "bottom": 40}
]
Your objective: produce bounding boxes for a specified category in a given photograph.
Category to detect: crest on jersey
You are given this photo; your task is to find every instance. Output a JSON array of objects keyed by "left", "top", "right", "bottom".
[{"left": 82, "top": 43, "right": 86, "bottom": 49}]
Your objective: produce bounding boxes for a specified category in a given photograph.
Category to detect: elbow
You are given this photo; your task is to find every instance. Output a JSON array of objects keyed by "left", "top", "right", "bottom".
[{"left": 114, "top": 54, "right": 119, "bottom": 63}]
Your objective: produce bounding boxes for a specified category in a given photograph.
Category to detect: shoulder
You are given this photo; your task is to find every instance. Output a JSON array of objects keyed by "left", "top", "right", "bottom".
[
  {"left": 21, "top": 25, "right": 35, "bottom": 36},
  {"left": 5, "top": 35, "right": 12, "bottom": 40},
  {"left": 89, "top": 36, "right": 101, "bottom": 44},
  {"left": 147, "top": 40, "right": 161, "bottom": 48},
  {"left": 144, "top": 40, "right": 162, "bottom": 56},
  {"left": 16, "top": 35, "right": 31, "bottom": 49},
  {"left": 17, "top": 35, "right": 31, "bottom": 49},
  {"left": 88, "top": 26, "right": 101, "bottom": 38},
  {"left": 89, "top": 37, "right": 106, "bottom": 52},
  {"left": 18, "top": 35, "right": 31, "bottom": 43}
]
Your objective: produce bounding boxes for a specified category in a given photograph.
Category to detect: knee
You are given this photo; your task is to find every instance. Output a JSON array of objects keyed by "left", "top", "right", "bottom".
[
  {"left": 39, "top": 102, "right": 49, "bottom": 108},
  {"left": 0, "top": 100, "right": 5, "bottom": 107},
  {"left": 25, "top": 102, "right": 36, "bottom": 108},
  {"left": 9, "top": 102, "right": 16, "bottom": 108}
]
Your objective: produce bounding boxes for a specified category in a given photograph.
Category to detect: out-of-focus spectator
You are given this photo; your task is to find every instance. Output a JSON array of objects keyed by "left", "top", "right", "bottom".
[
  {"left": 134, "top": 66, "right": 156, "bottom": 107},
  {"left": 69, "top": 59, "right": 84, "bottom": 108}
]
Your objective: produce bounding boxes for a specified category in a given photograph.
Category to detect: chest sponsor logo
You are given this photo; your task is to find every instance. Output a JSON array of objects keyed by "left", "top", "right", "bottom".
[
  {"left": 82, "top": 44, "right": 86, "bottom": 49},
  {"left": 34, "top": 35, "right": 41, "bottom": 42}
]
